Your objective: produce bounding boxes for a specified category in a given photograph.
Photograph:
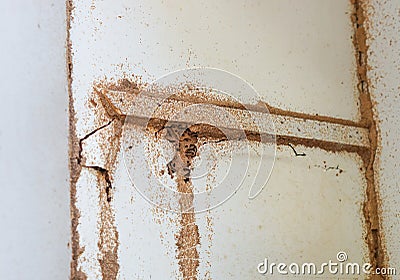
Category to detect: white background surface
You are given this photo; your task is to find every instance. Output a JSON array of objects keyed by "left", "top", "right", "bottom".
[
  {"left": 0, "top": 1, "right": 70, "bottom": 279},
  {"left": 367, "top": 0, "right": 400, "bottom": 271}
]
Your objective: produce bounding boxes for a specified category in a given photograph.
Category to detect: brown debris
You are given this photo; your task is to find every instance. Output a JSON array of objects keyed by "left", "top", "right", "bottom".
[
  {"left": 66, "top": 0, "right": 87, "bottom": 279},
  {"left": 99, "top": 78, "right": 141, "bottom": 95},
  {"left": 161, "top": 126, "right": 201, "bottom": 280},
  {"left": 143, "top": 84, "right": 365, "bottom": 129},
  {"left": 73, "top": 72, "right": 382, "bottom": 280},
  {"left": 351, "top": 0, "right": 387, "bottom": 278},
  {"left": 92, "top": 90, "right": 127, "bottom": 280},
  {"left": 95, "top": 170, "right": 120, "bottom": 280},
  {"left": 68, "top": 71, "right": 131, "bottom": 279},
  {"left": 68, "top": 1, "right": 387, "bottom": 277},
  {"left": 96, "top": 90, "right": 124, "bottom": 121}
]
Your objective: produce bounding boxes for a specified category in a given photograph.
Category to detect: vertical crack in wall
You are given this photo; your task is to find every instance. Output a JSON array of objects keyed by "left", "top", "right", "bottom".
[
  {"left": 351, "top": 0, "right": 387, "bottom": 277},
  {"left": 165, "top": 125, "right": 201, "bottom": 280}
]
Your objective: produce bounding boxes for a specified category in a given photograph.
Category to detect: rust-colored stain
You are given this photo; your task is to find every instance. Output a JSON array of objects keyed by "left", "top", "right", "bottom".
[{"left": 67, "top": 0, "right": 387, "bottom": 279}]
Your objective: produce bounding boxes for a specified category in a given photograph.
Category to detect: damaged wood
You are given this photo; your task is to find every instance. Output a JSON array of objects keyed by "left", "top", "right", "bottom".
[{"left": 67, "top": 1, "right": 387, "bottom": 279}]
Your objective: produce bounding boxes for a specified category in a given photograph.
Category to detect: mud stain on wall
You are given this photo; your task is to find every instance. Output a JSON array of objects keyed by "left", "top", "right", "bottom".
[
  {"left": 66, "top": 0, "right": 88, "bottom": 279},
  {"left": 97, "top": 77, "right": 380, "bottom": 278},
  {"left": 71, "top": 77, "right": 384, "bottom": 279},
  {"left": 86, "top": 84, "right": 134, "bottom": 280},
  {"left": 90, "top": 166, "right": 119, "bottom": 280},
  {"left": 68, "top": 66, "right": 136, "bottom": 279},
  {"left": 134, "top": 85, "right": 367, "bottom": 129},
  {"left": 162, "top": 125, "right": 201, "bottom": 279},
  {"left": 68, "top": 1, "right": 387, "bottom": 278},
  {"left": 351, "top": 0, "right": 387, "bottom": 277}
]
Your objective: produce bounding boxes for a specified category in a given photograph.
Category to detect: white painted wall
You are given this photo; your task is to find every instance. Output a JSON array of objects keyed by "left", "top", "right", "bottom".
[
  {"left": 0, "top": 1, "right": 70, "bottom": 279},
  {"left": 0, "top": 0, "right": 399, "bottom": 279},
  {"left": 69, "top": 1, "right": 369, "bottom": 279},
  {"left": 70, "top": 0, "right": 358, "bottom": 122},
  {"left": 367, "top": 0, "right": 400, "bottom": 272}
]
